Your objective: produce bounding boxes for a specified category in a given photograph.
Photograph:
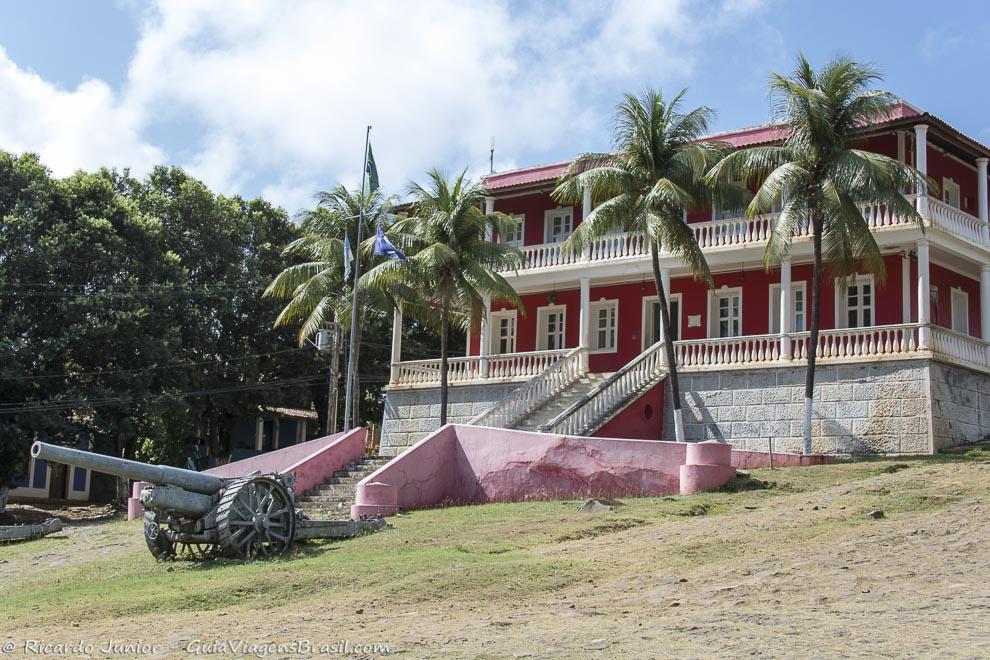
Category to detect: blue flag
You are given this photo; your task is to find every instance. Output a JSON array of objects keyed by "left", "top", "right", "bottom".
[
  {"left": 373, "top": 224, "right": 405, "bottom": 260},
  {"left": 343, "top": 229, "right": 353, "bottom": 281}
]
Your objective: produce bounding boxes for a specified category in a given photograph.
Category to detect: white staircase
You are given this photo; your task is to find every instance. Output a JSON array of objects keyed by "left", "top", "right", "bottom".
[
  {"left": 512, "top": 373, "right": 609, "bottom": 431},
  {"left": 468, "top": 346, "right": 587, "bottom": 429},
  {"left": 539, "top": 340, "right": 668, "bottom": 436}
]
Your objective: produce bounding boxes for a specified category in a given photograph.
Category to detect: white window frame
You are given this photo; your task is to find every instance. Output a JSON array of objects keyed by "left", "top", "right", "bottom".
[
  {"left": 536, "top": 304, "right": 567, "bottom": 351},
  {"left": 769, "top": 282, "right": 807, "bottom": 334},
  {"left": 543, "top": 207, "right": 573, "bottom": 244},
  {"left": 500, "top": 213, "right": 524, "bottom": 247},
  {"left": 708, "top": 287, "right": 743, "bottom": 338},
  {"left": 843, "top": 274, "right": 875, "bottom": 329},
  {"left": 489, "top": 310, "right": 517, "bottom": 355},
  {"left": 588, "top": 299, "right": 618, "bottom": 354},
  {"left": 943, "top": 177, "right": 961, "bottom": 209},
  {"left": 712, "top": 180, "right": 748, "bottom": 221},
  {"left": 640, "top": 294, "right": 682, "bottom": 351},
  {"left": 951, "top": 287, "right": 969, "bottom": 334}
]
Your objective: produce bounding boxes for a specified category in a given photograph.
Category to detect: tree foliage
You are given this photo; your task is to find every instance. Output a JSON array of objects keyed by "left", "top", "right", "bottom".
[{"left": 0, "top": 152, "right": 330, "bottom": 495}]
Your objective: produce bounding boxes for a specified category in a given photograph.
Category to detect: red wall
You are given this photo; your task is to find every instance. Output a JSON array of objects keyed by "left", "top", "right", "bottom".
[
  {"left": 492, "top": 191, "right": 584, "bottom": 247},
  {"left": 927, "top": 147, "right": 981, "bottom": 217},
  {"left": 929, "top": 262, "right": 981, "bottom": 336},
  {"left": 592, "top": 381, "right": 665, "bottom": 441}
]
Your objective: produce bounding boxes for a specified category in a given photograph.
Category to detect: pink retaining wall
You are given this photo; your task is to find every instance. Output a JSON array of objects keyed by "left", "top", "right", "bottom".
[
  {"left": 205, "top": 428, "right": 367, "bottom": 496},
  {"left": 351, "top": 425, "right": 736, "bottom": 518}
]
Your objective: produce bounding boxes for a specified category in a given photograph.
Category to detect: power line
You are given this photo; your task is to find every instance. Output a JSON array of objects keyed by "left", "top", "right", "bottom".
[
  {"left": 0, "top": 374, "right": 329, "bottom": 415},
  {"left": 0, "top": 372, "right": 392, "bottom": 416},
  {"left": 0, "top": 347, "right": 311, "bottom": 382}
]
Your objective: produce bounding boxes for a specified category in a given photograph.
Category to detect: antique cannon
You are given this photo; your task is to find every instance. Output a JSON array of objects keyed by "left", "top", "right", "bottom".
[{"left": 31, "top": 441, "right": 383, "bottom": 560}]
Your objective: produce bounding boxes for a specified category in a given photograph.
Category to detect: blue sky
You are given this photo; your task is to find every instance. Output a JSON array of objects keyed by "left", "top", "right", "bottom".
[{"left": 0, "top": 0, "right": 987, "bottom": 214}]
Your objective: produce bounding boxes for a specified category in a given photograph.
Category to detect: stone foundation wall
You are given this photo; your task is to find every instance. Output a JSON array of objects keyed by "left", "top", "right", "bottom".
[
  {"left": 380, "top": 382, "right": 520, "bottom": 456},
  {"left": 663, "top": 360, "right": 933, "bottom": 454},
  {"left": 930, "top": 361, "right": 990, "bottom": 451}
]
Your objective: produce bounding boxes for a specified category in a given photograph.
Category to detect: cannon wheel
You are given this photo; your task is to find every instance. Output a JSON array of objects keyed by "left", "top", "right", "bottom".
[
  {"left": 143, "top": 510, "right": 218, "bottom": 561},
  {"left": 216, "top": 476, "right": 295, "bottom": 559}
]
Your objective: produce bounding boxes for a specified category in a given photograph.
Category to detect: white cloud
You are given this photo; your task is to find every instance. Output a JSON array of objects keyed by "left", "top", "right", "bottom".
[
  {"left": 0, "top": 47, "right": 164, "bottom": 177},
  {"left": 0, "top": 0, "right": 770, "bottom": 211}
]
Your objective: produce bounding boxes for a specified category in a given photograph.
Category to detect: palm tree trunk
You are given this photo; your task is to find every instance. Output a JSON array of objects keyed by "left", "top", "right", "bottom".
[
  {"left": 439, "top": 298, "right": 449, "bottom": 426},
  {"left": 650, "top": 240, "right": 685, "bottom": 442},
  {"left": 804, "top": 218, "right": 824, "bottom": 454}
]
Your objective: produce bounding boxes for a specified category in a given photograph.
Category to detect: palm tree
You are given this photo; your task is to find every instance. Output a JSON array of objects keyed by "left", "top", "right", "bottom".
[
  {"left": 706, "top": 54, "right": 929, "bottom": 453},
  {"left": 362, "top": 168, "right": 524, "bottom": 425},
  {"left": 553, "top": 89, "right": 739, "bottom": 443},
  {"left": 263, "top": 185, "right": 395, "bottom": 427}
]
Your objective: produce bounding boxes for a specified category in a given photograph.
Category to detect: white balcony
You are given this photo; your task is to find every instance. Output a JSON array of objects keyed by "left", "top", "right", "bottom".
[{"left": 497, "top": 196, "right": 988, "bottom": 276}]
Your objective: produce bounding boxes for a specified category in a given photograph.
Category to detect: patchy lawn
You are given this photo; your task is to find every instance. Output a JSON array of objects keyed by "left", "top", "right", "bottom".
[{"left": 3, "top": 450, "right": 990, "bottom": 657}]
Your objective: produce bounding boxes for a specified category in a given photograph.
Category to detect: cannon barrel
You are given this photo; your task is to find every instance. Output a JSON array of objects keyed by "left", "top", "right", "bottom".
[{"left": 31, "top": 441, "right": 223, "bottom": 495}]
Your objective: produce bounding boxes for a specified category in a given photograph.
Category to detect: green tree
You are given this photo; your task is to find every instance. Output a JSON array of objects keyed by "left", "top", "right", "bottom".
[
  {"left": 363, "top": 169, "right": 523, "bottom": 425},
  {"left": 706, "top": 54, "right": 928, "bottom": 452},
  {"left": 263, "top": 185, "right": 396, "bottom": 428},
  {"left": 553, "top": 89, "right": 739, "bottom": 442}
]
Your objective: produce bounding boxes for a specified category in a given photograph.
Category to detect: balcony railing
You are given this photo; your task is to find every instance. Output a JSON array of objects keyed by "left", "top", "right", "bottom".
[
  {"left": 498, "top": 196, "right": 986, "bottom": 274},
  {"left": 390, "top": 348, "right": 570, "bottom": 387}
]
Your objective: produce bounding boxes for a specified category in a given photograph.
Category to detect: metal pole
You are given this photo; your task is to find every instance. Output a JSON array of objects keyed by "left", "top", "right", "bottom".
[
  {"left": 329, "top": 325, "right": 341, "bottom": 433},
  {"left": 343, "top": 126, "right": 371, "bottom": 430}
]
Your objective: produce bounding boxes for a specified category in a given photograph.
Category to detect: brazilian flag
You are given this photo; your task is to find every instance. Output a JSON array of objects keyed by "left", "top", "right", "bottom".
[{"left": 366, "top": 144, "right": 379, "bottom": 193}]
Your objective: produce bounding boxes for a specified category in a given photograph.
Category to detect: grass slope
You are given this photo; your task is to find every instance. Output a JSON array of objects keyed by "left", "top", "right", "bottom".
[{"left": 3, "top": 450, "right": 989, "bottom": 657}]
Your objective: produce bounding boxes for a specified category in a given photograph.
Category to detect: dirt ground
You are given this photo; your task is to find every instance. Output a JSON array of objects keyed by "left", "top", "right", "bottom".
[{"left": 4, "top": 458, "right": 990, "bottom": 658}]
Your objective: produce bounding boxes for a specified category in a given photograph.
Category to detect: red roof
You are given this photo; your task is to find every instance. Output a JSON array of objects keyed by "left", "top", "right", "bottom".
[
  {"left": 484, "top": 161, "right": 569, "bottom": 191},
  {"left": 480, "top": 102, "right": 942, "bottom": 193}
]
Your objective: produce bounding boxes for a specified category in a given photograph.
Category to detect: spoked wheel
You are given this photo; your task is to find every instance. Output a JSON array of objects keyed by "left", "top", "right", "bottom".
[
  {"left": 144, "top": 510, "right": 177, "bottom": 560},
  {"left": 143, "top": 510, "right": 218, "bottom": 561},
  {"left": 216, "top": 476, "right": 295, "bottom": 559}
]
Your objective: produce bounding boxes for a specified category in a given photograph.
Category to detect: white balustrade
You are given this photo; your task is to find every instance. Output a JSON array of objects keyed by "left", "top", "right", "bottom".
[
  {"left": 469, "top": 347, "right": 586, "bottom": 428},
  {"left": 927, "top": 196, "right": 988, "bottom": 246},
  {"left": 791, "top": 324, "right": 920, "bottom": 361},
  {"left": 540, "top": 341, "right": 668, "bottom": 436},
  {"left": 674, "top": 334, "right": 781, "bottom": 367},
  {"left": 930, "top": 326, "right": 989, "bottom": 370},
  {"left": 391, "top": 349, "right": 569, "bottom": 387},
  {"left": 693, "top": 215, "right": 774, "bottom": 248},
  {"left": 585, "top": 232, "right": 647, "bottom": 260}
]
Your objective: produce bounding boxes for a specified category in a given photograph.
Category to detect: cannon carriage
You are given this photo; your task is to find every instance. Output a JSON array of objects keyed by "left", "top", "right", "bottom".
[{"left": 31, "top": 441, "right": 383, "bottom": 560}]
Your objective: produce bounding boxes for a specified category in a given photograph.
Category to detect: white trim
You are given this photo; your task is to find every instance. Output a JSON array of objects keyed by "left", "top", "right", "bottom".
[
  {"left": 951, "top": 287, "right": 970, "bottom": 334},
  {"left": 543, "top": 207, "right": 573, "bottom": 243},
  {"left": 8, "top": 455, "right": 51, "bottom": 499},
  {"left": 536, "top": 304, "right": 567, "bottom": 351},
  {"left": 489, "top": 310, "right": 518, "bottom": 355},
  {"left": 708, "top": 286, "right": 743, "bottom": 338},
  {"left": 942, "top": 177, "right": 961, "bottom": 209},
  {"left": 841, "top": 274, "right": 876, "bottom": 329},
  {"left": 588, "top": 298, "right": 618, "bottom": 354},
  {"left": 500, "top": 213, "right": 525, "bottom": 247},
  {"left": 640, "top": 294, "right": 682, "bottom": 351},
  {"left": 769, "top": 281, "right": 807, "bottom": 334}
]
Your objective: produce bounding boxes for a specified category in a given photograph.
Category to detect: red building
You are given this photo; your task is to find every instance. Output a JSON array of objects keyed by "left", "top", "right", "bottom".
[{"left": 382, "top": 101, "right": 990, "bottom": 456}]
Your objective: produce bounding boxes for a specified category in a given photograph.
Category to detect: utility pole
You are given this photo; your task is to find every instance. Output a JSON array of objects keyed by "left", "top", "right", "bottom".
[
  {"left": 327, "top": 324, "right": 342, "bottom": 434},
  {"left": 343, "top": 126, "right": 371, "bottom": 430}
]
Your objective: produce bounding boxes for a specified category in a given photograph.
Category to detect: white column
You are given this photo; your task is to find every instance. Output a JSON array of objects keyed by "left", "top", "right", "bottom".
[
  {"left": 977, "top": 157, "right": 988, "bottom": 245},
  {"left": 479, "top": 295, "right": 491, "bottom": 377},
  {"left": 254, "top": 417, "right": 264, "bottom": 451},
  {"left": 272, "top": 418, "right": 280, "bottom": 450},
  {"left": 914, "top": 124, "right": 929, "bottom": 217},
  {"left": 578, "top": 277, "right": 591, "bottom": 371},
  {"left": 780, "top": 258, "right": 793, "bottom": 359},
  {"left": 901, "top": 251, "right": 911, "bottom": 324},
  {"left": 389, "top": 305, "right": 402, "bottom": 383},
  {"left": 917, "top": 239, "right": 931, "bottom": 349},
  {"left": 484, "top": 196, "right": 495, "bottom": 242},
  {"left": 582, "top": 187, "right": 592, "bottom": 260}
]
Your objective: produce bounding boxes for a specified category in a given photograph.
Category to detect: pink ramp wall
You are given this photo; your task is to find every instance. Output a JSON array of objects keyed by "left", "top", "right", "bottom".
[
  {"left": 351, "top": 425, "right": 736, "bottom": 518},
  {"left": 206, "top": 428, "right": 367, "bottom": 496}
]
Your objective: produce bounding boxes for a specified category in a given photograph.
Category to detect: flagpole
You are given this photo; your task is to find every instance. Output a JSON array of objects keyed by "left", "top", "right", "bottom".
[{"left": 343, "top": 125, "right": 371, "bottom": 430}]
